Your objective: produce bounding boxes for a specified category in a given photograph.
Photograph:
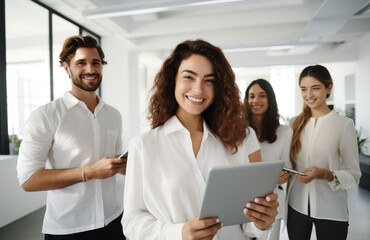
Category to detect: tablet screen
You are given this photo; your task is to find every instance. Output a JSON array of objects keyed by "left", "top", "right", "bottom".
[{"left": 199, "top": 161, "right": 284, "bottom": 226}]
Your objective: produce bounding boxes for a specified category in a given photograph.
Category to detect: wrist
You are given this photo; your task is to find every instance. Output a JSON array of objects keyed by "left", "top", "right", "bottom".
[
  {"left": 330, "top": 170, "right": 338, "bottom": 183},
  {"left": 81, "top": 167, "right": 86, "bottom": 182},
  {"left": 83, "top": 165, "right": 92, "bottom": 181},
  {"left": 323, "top": 169, "right": 334, "bottom": 182}
]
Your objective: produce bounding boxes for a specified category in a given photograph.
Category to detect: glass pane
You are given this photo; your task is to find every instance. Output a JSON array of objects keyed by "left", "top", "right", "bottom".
[
  {"left": 52, "top": 14, "right": 79, "bottom": 99},
  {"left": 82, "top": 30, "right": 99, "bottom": 42},
  {"left": 270, "top": 67, "right": 296, "bottom": 124},
  {"left": 6, "top": 0, "right": 50, "bottom": 137}
]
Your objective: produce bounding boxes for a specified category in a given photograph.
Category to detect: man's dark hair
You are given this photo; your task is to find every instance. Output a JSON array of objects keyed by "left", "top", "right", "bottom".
[{"left": 59, "top": 35, "right": 107, "bottom": 65}]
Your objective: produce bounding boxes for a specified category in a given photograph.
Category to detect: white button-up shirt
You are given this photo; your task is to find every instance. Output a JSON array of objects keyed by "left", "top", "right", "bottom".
[
  {"left": 17, "top": 92, "right": 124, "bottom": 234},
  {"left": 288, "top": 110, "right": 361, "bottom": 221},
  {"left": 260, "top": 125, "right": 293, "bottom": 220},
  {"left": 123, "top": 116, "right": 268, "bottom": 240}
]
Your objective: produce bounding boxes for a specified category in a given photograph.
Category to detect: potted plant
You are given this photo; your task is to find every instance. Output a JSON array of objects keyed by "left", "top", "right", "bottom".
[
  {"left": 357, "top": 129, "right": 370, "bottom": 191},
  {"left": 9, "top": 134, "right": 22, "bottom": 155},
  {"left": 356, "top": 129, "right": 368, "bottom": 154}
]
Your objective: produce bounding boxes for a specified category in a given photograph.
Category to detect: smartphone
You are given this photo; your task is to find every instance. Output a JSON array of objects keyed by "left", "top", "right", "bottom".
[
  {"left": 118, "top": 151, "right": 128, "bottom": 159},
  {"left": 283, "top": 167, "right": 308, "bottom": 176}
]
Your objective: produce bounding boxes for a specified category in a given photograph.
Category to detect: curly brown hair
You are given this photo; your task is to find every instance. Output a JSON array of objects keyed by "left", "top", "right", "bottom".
[
  {"left": 59, "top": 35, "right": 107, "bottom": 65},
  {"left": 148, "top": 39, "right": 249, "bottom": 153}
]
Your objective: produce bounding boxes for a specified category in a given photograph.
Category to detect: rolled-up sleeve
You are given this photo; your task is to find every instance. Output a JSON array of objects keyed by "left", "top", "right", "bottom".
[
  {"left": 17, "top": 108, "right": 54, "bottom": 186},
  {"left": 241, "top": 222, "right": 272, "bottom": 238},
  {"left": 329, "top": 119, "right": 361, "bottom": 191}
]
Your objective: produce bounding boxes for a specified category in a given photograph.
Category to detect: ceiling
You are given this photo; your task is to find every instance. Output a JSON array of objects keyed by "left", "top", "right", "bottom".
[{"left": 37, "top": 0, "right": 370, "bottom": 67}]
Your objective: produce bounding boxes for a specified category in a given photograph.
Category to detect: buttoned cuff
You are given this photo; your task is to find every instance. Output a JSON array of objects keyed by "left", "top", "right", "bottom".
[
  {"left": 327, "top": 170, "right": 343, "bottom": 191},
  {"left": 242, "top": 222, "right": 272, "bottom": 238},
  {"left": 165, "top": 222, "right": 185, "bottom": 240}
]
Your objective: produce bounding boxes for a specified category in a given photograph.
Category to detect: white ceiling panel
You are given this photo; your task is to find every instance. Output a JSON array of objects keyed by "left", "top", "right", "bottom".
[{"left": 34, "top": 0, "right": 370, "bottom": 67}]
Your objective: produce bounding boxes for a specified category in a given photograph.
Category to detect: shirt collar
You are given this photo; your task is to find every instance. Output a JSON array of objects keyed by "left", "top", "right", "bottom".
[
  {"left": 322, "top": 110, "right": 336, "bottom": 119},
  {"left": 164, "top": 115, "right": 218, "bottom": 141},
  {"left": 202, "top": 119, "right": 218, "bottom": 141},
  {"left": 164, "top": 115, "right": 185, "bottom": 135},
  {"left": 62, "top": 91, "right": 79, "bottom": 109},
  {"left": 62, "top": 91, "right": 104, "bottom": 112},
  {"left": 310, "top": 110, "right": 336, "bottom": 121}
]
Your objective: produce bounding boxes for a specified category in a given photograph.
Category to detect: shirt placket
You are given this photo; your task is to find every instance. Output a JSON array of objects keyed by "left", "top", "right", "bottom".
[
  {"left": 183, "top": 131, "right": 207, "bottom": 201},
  {"left": 307, "top": 119, "right": 318, "bottom": 216},
  {"left": 310, "top": 119, "right": 323, "bottom": 217},
  {"left": 194, "top": 133, "right": 219, "bottom": 240},
  {"left": 90, "top": 111, "right": 104, "bottom": 228}
]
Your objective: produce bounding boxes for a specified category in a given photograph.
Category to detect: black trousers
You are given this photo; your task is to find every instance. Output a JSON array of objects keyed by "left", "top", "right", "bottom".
[
  {"left": 287, "top": 205, "right": 348, "bottom": 240},
  {"left": 45, "top": 213, "right": 125, "bottom": 240}
]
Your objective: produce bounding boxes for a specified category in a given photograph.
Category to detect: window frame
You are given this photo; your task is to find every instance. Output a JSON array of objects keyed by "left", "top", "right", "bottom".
[{"left": 0, "top": 0, "right": 102, "bottom": 154}]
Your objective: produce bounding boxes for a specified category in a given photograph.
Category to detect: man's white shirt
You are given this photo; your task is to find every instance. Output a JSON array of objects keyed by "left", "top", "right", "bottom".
[{"left": 17, "top": 91, "right": 123, "bottom": 234}]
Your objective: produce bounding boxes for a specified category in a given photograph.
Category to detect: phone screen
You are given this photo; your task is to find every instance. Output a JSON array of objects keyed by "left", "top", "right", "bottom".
[
  {"left": 283, "top": 167, "right": 308, "bottom": 176},
  {"left": 119, "top": 151, "right": 128, "bottom": 159}
]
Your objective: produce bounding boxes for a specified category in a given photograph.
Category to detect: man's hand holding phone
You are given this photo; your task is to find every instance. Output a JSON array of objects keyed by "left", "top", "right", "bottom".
[
  {"left": 85, "top": 156, "right": 127, "bottom": 180},
  {"left": 118, "top": 151, "right": 128, "bottom": 159},
  {"left": 118, "top": 151, "right": 128, "bottom": 175}
]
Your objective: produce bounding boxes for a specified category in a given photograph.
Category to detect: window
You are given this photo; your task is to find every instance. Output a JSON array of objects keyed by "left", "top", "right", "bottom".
[
  {"left": 270, "top": 67, "right": 296, "bottom": 124},
  {"left": 6, "top": 0, "right": 50, "bottom": 137},
  {"left": 0, "top": 0, "right": 101, "bottom": 154},
  {"left": 52, "top": 14, "right": 79, "bottom": 99},
  {"left": 345, "top": 74, "right": 356, "bottom": 123}
]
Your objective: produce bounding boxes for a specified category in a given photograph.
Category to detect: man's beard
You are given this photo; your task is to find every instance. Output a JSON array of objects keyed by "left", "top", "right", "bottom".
[{"left": 71, "top": 71, "right": 102, "bottom": 92}]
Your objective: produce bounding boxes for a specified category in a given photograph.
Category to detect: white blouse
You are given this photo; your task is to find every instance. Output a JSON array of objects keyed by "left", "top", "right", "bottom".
[
  {"left": 288, "top": 110, "right": 361, "bottom": 221},
  {"left": 122, "top": 116, "right": 267, "bottom": 240},
  {"left": 260, "top": 125, "right": 292, "bottom": 167},
  {"left": 260, "top": 125, "right": 293, "bottom": 220}
]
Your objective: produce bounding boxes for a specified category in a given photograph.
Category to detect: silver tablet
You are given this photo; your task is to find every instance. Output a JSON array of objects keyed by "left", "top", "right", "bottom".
[{"left": 199, "top": 161, "right": 284, "bottom": 227}]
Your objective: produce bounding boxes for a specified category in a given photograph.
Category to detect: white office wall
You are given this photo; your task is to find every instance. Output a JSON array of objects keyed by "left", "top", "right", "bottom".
[
  {"left": 101, "top": 36, "right": 137, "bottom": 150},
  {"left": 138, "top": 53, "right": 162, "bottom": 133},
  {"left": 356, "top": 34, "right": 370, "bottom": 155},
  {"left": 0, "top": 156, "right": 46, "bottom": 227},
  {"left": 327, "top": 62, "right": 357, "bottom": 113},
  {"left": 101, "top": 37, "right": 163, "bottom": 149}
]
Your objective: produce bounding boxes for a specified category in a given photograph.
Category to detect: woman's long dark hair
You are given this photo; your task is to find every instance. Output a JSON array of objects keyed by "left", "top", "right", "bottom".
[
  {"left": 244, "top": 79, "right": 279, "bottom": 143},
  {"left": 148, "top": 39, "right": 249, "bottom": 153}
]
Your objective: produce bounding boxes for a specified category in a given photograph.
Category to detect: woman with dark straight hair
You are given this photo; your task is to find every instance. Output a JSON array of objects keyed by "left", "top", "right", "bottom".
[
  {"left": 122, "top": 40, "right": 279, "bottom": 240},
  {"left": 244, "top": 79, "right": 292, "bottom": 240},
  {"left": 287, "top": 65, "right": 361, "bottom": 240}
]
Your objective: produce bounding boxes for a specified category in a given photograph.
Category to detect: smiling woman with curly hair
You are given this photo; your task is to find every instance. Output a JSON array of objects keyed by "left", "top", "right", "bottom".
[
  {"left": 123, "top": 39, "right": 279, "bottom": 240},
  {"left": 148, "top": 39, "right": 247, "bottom": 152}
]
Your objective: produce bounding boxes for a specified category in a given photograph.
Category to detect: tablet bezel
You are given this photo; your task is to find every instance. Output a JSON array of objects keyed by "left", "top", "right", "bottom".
[{"left": 199, "top": 161, "right": 284, "bottom": 226}]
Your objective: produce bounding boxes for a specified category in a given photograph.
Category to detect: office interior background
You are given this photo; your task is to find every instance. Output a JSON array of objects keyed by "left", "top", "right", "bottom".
[{"left": 1, "top": 0, "right": 369, "bottom": 239}]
